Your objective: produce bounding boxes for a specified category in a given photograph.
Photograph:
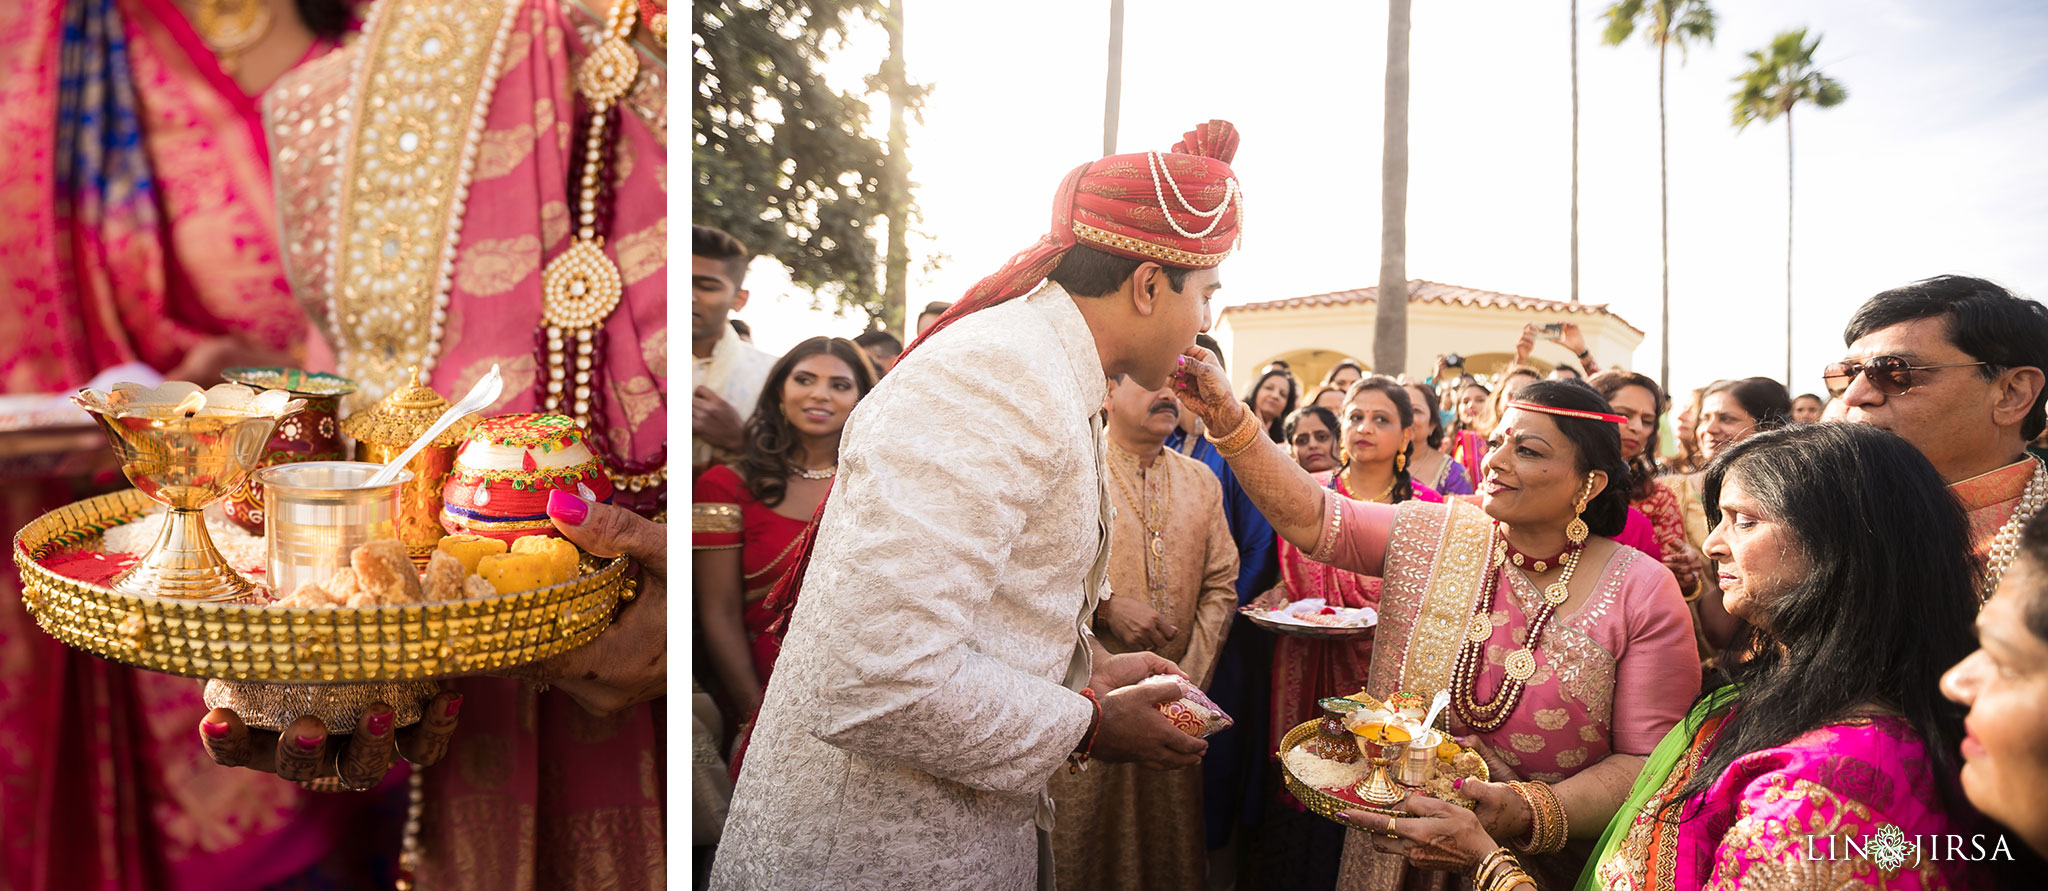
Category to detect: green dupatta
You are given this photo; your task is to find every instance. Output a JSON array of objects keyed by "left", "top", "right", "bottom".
[{"left": 1573, "top": 684, "right": 1742, "bottom": 891}]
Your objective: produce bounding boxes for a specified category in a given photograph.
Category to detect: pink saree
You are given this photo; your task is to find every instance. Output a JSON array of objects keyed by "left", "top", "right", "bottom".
[
  {"left": 0, "top": 3, "right": 376, "bottom": 890},
  {"left": 266, "top": 1, "right": 667, "bottom": 886},
  {"left": 1324, "top": 498, "right": 1702, "bottom": 890},
  {"left": 1588, "top": 698, "right": 1994, "bottom": 890}
]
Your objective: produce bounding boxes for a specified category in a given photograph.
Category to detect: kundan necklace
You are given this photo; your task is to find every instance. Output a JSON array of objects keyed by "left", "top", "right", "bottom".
[
  {"left": 1503, "top": 540, "right": 1571, "bottom": 574},
  {"left": 1452, "top": 493, "right": 1591, "bottom": 733},
  {"left": 1981, "top": 456, "right": 2048, "bottom": 603},
  {"left": 535, "top": 0, "right": 665, "bottom": 500},
  {"left": 1108, "top": 447, "right": 1174, "bottom": 621}
]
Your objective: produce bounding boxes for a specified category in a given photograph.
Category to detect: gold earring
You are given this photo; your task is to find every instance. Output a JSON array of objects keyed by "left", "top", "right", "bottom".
[
  {"left": 1566, "top": 478, "right": 1593, "bottom": 544},
  {"left": 1396, "top": 451, "right": 1407, "bottom": 473}
]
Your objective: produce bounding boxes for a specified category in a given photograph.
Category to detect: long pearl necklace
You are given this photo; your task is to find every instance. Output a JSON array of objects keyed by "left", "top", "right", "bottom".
[
  {"left": 1451, "top": 523, "right": 1585, "bottom": 733},
  {"left": 1981, "top": 456, "right": 2048, "bottom": 604}
]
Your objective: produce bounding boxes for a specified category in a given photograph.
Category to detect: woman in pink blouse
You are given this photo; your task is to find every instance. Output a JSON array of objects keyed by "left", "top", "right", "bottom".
[
  {"left": 1358, "top": 423, "right": 1998, "bottom": 890},
  {"left": 1170, "top": 355, "right": 1701, "bottom": 888}
]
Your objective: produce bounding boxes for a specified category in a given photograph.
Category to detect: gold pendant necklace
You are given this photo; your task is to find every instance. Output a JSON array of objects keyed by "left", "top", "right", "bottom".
[
  {"left": 1107, "top": 449, "right": 1173, "bottom": 623},
  {"left": 186, "top": 0, "right": 273, "bottom": 75}
]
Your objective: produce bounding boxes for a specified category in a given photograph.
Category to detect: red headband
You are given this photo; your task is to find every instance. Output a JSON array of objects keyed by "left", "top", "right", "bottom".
[{"left": 1506, "top": 400, "right": 1627, "bottom": 425}]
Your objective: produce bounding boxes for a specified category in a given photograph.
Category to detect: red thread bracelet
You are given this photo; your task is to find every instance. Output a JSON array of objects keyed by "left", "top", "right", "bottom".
[{"left": 1069, "top": 688, "right": 1103, "bottom": 772}]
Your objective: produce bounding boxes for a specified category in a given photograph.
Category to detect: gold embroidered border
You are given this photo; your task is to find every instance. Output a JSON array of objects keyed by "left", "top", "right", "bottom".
[
  {"left": 264, "top": 49, "right": 358, "bottom": 348},
  {"left": 1400, "top": 499, "right": 1497, "bottom": 697},
  {"left": 693, "top": 503, "right": 742, "bottom": 534},
  {"left": 327, "top": 0, "right": 521, "bottom": 403},
  {"left": 1071, "top": 221, "right": 1229, "bottom": 268},
  {"left": 1309, "top": 489, "right": 1343, "bottom": 564}
]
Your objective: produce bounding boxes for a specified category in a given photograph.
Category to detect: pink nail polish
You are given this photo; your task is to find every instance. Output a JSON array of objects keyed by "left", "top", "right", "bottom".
[
  {"left": 444, "top": 694, "right": 463, "bottom": 718},
  {"left": 365, "top": 711, "right": 393, "bottom": 736},
  {"left": 201, "top": 721, "right": 230, "bottom": 739},
  {"left": 1453, "top": 777, "right": 1465, "bottom": 790},
  {"left": 547, "top": 489, "right": 589, "bottom": 526},
  {"left": 295, "top": 734, "right": 322, "bottom": 750}
]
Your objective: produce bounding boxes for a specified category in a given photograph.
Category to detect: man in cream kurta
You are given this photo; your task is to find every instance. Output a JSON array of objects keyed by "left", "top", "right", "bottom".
[
  {"left": 712, "top": 284, "right": 1111, "bottom": 890},
  {"left": 710, "top": 120, "right": 1248, "bottom": 890}
]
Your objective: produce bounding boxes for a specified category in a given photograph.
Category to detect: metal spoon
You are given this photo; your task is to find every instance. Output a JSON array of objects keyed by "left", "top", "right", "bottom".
[{"left": 362, "top": 365, "right": 502, "bottom": 488}]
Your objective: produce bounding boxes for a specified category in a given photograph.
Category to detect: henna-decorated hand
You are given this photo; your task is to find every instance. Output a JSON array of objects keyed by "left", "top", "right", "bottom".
[
  {"left": 1346, "top": 793, "right": 1514, "bottom": 877},
  {"left": 199, "top": 691, "right": 462, "bottom": 789},
  {"left": 1168, "top": 346, "right": 1245, "bottom": 434}
]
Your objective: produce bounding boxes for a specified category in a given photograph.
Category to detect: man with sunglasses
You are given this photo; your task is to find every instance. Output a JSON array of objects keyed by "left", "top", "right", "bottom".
[{"left": 1830, "top": 275, "right": 2048, "bottom": 598}]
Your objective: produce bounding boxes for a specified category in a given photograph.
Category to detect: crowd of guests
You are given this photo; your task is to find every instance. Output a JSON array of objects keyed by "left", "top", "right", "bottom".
[{"left": 694, "top": 214, "right": 2048, "bottom": 891}]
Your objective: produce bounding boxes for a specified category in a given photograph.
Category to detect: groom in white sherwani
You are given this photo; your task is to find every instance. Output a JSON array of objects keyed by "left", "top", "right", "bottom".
[{"left": 710, "top": 121, "right": 1250, "bottom": 890}]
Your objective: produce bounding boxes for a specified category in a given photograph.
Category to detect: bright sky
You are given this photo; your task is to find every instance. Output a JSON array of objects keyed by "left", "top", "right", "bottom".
[{"left": 726, "top": 0, "right": 2048, "bottom": 400}]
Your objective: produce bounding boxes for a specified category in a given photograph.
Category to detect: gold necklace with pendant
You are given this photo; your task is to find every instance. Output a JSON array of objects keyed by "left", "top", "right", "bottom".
[{"left": 185, "top": 0, "right": 273, "bottom": 76}]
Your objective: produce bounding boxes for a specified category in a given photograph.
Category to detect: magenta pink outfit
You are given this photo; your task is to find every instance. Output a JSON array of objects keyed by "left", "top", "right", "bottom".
[{"left": 1593, "top": 712, "right": 1996, "bottom": 890}]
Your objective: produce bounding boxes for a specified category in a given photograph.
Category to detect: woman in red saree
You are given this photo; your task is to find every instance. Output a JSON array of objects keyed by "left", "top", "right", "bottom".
[
  {"left": 695, "top": 337, "right": 876, "bottom": 772},
  {"left": 0, "top": 3, "right": 386, "bottom": 889},
  {"left": 1249, "top": 378, "right": 1445, "bottom": 889}
]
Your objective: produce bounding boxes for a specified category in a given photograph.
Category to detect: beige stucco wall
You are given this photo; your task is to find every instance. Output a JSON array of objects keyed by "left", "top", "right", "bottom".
[{"left": 1212, "top": 300, "right": 1645, "bottom": 397}]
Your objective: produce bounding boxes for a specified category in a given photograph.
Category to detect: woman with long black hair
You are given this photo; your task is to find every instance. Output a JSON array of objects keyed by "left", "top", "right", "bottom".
[
  {"left": 1358, "top": 423, "right": 1996, "bottom": 890},
  {"left": 1245, "top": 367, "right": 1299, "bottom": 443}
]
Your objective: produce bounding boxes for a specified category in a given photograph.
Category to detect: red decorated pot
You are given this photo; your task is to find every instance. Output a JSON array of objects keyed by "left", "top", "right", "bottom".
[
  {"left": 219, "top": 368, "right": 357, "bottom": 533},
  {"left": 440, "top": 413, "right": 613, "bottom": 544}
]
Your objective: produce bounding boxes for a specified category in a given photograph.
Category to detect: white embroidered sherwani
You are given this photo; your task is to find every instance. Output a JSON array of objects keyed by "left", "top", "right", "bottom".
[{"left": 710, "top": 283, "right": 1111, "bottom": 890}]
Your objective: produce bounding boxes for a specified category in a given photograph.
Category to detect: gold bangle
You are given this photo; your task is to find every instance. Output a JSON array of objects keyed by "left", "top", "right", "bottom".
[
  {"left": 1492, "top": 870, "right": 1536, "bottom": 891},
  {"left": 1473, "top": 847, "right": 1514, "bottom": 886},
  {"left": 1507, "top": 780, "right": 1567, "bottom": 854},
  {"left": 1205, "top": 407, "right": 1262, "bottom": 458}
]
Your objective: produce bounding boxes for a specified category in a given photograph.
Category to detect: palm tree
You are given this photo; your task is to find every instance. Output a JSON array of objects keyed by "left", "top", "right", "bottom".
[
  {"left": 1103, "top": 0, "right": 1123, "bottom": 156},
  {"left": 882, "top": 0, "right": 911, "bottom": 339},
  {"left": 1374, "top": 0, "right": 1413, "bottom": 375},
  {"left": 1601, "top": 0, "right": 1716, "bottom": 393},
  {"left": 1733, "top": 28, "right": 1846, "bottom": 387},
  {"left": 1570, "top": 0, "right": 1580, "bottom": 303}
]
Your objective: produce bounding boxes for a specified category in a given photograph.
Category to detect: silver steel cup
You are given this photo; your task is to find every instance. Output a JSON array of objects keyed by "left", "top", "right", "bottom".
[{"left": 257, "top": 461, "right": 413, "bottom": 600}]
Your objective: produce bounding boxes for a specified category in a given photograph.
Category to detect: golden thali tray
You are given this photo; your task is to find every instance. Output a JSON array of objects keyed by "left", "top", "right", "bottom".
[
  {"left": 1276, "top": 719, "right": 1489, "bottom": 823},
  {"left": 12, "top": 489, "right": 635, "bottom": 684}
]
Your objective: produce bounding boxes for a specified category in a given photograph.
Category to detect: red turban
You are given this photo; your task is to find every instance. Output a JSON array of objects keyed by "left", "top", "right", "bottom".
[
  {"left": 758, "top": 120, "right": 1244, "bottom": 637},
  {"left": 913, "top": 119, "right": 1245, "bottom": 355}
]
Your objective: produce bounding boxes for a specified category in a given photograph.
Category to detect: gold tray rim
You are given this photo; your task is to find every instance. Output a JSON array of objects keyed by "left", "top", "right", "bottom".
[
  {"left": 12, "top": 488, "right": 633, "bottom": 683},
  {"left": 1275, "top": 719, "right": 1488, "bottom": 823}
]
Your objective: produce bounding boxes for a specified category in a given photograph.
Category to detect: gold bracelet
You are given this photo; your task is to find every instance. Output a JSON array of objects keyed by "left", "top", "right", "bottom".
[
  {"left": 1205, "top": 407, "right": 1262, "bottom": 457},
  {"left": 1507, "top": 780, "right": 1568, "bottom": 854},
  {"left": 1492, "top": 870, "right": 1536, "bottom": 891},
  {"left": 1473, "top": 847, "right": 1515, "bottom": 887}
]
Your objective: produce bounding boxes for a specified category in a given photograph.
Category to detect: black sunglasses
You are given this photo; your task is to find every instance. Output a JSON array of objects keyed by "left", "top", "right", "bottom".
[{"left": 1820, "top": 355, "right": 1988, "bottom": 398}]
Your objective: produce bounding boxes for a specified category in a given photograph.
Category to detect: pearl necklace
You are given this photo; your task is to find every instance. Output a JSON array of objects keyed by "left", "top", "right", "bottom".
[
  {"left": 795, "top": 465, "right": 837, "bottom": 480},
  {"left": 1981, "top": 456, "right": 2048, "bottom": 604},
  {"left": 1451, "top": 523, "right": 1585, "bottom": 732}
]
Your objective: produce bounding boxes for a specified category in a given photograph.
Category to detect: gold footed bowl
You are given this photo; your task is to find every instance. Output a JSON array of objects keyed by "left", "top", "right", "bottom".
[
  {"left": 1276, "top": 719, "right": 1489, "bottom": 824},
  {"left": 12, "top": 489, "right": 635, "bottom": 684}
]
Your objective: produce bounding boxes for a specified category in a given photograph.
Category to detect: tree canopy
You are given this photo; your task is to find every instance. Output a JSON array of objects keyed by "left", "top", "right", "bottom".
[{"left": 693, "top": 1, "right": 926, "bottom": 323}]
